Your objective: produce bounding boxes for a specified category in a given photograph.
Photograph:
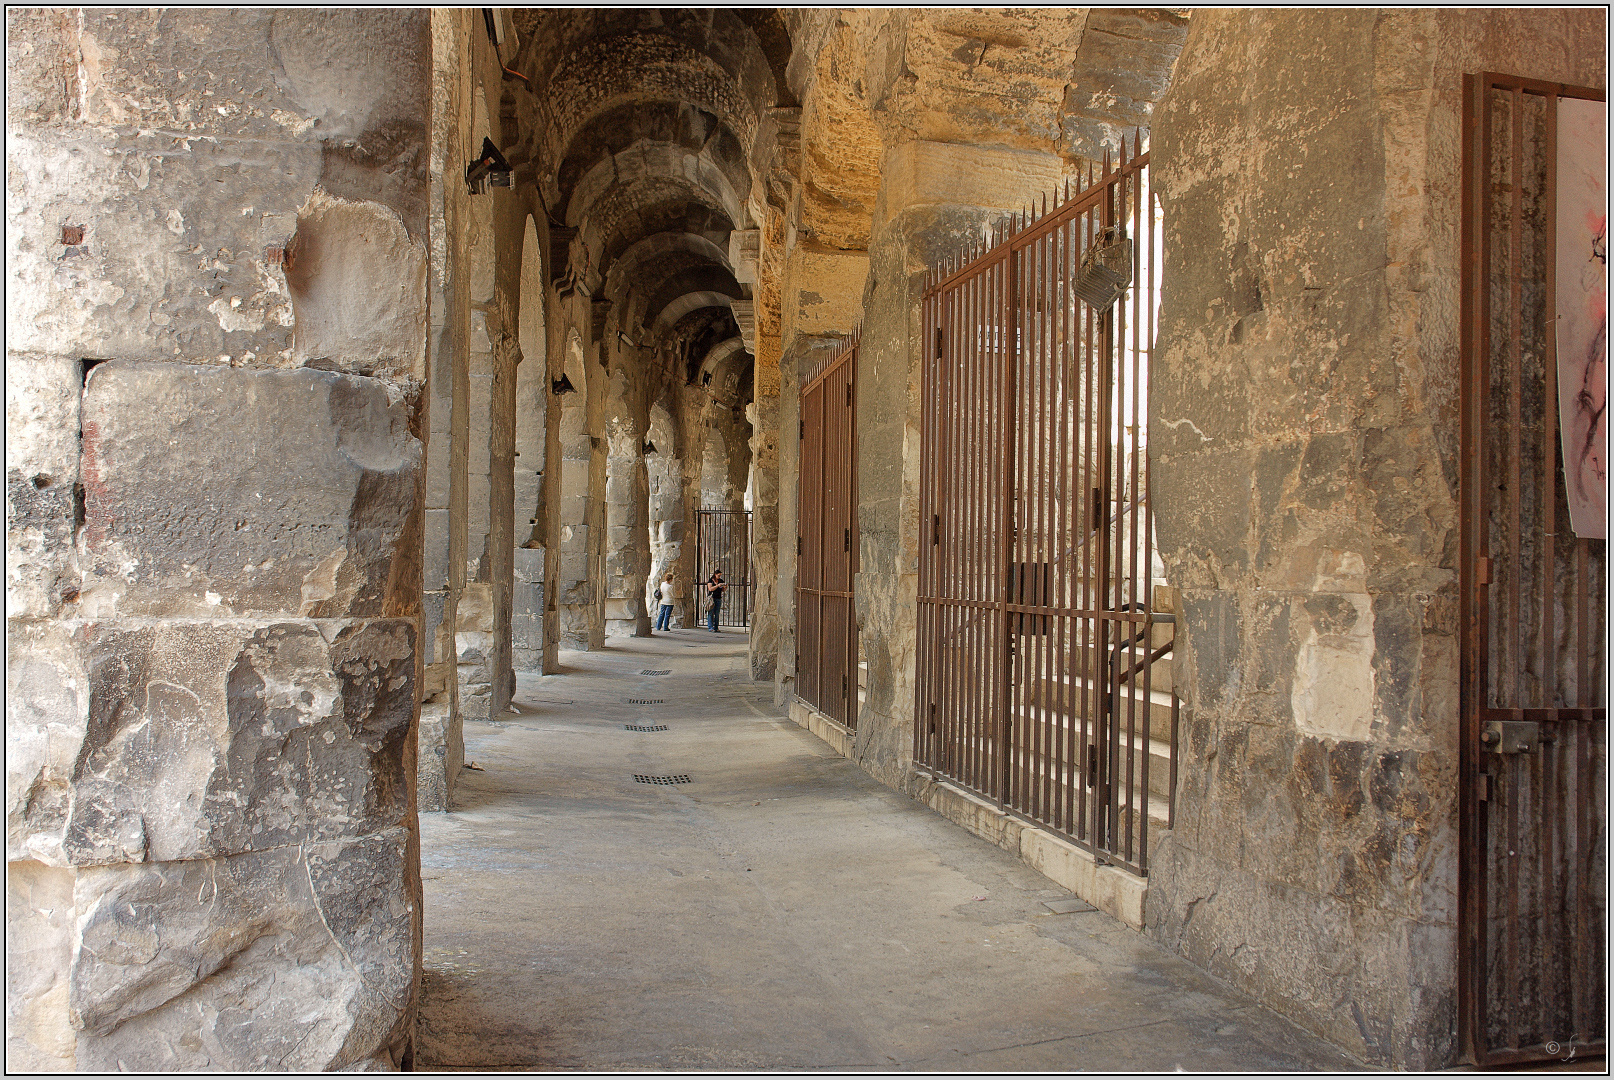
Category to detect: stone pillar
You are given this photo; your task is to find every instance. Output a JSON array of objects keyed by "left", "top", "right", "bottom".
[
  {"left": 856, "top": 140, "right": 1062, "bottom": 788},
  {"left": 5, "top": 9, "right": 429, "bottom": 1069},
  {"left": 603, "top": 354, "right": 652, "bottom": 637},
  {"left": 644, "top": 401, "right": 683, "bottom": 626},
  {"left": 1142, "top": 9, "right": 1606, "bottom": 1068},
  {"left": 455, "top": 141, "right": 498, "bottom": 719},
  {"left": 548, "top": 323, "right": 594, "bottom": 650},
  {"left": 512, "top": 217, "right": 547, "bottom": 670}
]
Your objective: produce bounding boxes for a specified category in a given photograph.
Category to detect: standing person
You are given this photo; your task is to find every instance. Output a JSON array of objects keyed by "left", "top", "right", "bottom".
[
  {"left": 705, "top": 569, "right": 726, "bottom": 632},
  {"left": 654, "top": 574, "right": 676, "bottom": 631}
]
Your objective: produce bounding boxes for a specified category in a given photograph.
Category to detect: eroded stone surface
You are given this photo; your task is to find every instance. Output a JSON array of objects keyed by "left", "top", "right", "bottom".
[
  {"left": 78, "top": 362, "right": 423, "bottom": 621},
  {"left": 69, "top": 829, "right": 417, "bottom": 1070},
  {"left": 8, "top": 619, "right": 416, "bottom": 867}
]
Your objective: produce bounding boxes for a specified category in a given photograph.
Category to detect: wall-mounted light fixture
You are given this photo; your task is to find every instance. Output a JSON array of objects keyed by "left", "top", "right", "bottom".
[
  {"left": 466, "top": 137, "right": 513, "bottom": 195},
  {"left": 641, "top": 440, "right": 657, "bottom": 455},
  {"left": 1073, "top": 227, "right": 1133, "bottom": 310},
  {"left": 551, "top": 373, "right": 576, "bottom": 395}
]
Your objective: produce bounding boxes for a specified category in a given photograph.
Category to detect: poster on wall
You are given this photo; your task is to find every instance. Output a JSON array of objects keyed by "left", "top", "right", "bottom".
[{"left": 1556, "top": 96, "right": 1608, "bottom": 540}]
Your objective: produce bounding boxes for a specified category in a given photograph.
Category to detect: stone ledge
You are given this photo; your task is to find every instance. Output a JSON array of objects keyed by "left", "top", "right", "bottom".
[
  {"left": 786, "top": 697, "right": 1146, "bottom": 930},
  {"left": 787, "top": 697, "right": 854, "bottom": 759},
  {"left": 914, "top": 776, "right": 1148, "bottom": 931}
]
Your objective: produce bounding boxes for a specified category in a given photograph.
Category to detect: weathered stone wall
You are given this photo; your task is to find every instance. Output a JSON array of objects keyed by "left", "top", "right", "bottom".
[
  {"left": 1145, "top": 8, "right": 1606, "bottom": 1068},
  {"left": 6, "top": 9, "right": 429, "bottom": 1068}
]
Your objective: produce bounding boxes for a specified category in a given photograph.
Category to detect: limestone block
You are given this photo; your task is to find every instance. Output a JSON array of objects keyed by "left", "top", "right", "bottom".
[
  {"left": 513, "top": 546, "right": 545, "bottom": 583},
  {"left": 422, "top": 589, "right": 448, "bottom": 665},
  {"left": 783, "top": 249, "right": 868, "bottom": 344},
  {"left": 454, "top": 582, "right": 495, "bottom": 633},
  {"left": 70, "top": 10, "right": 426, "bottom": 146},
  {"left": 423, "top": 509, "right": 451, "bottom": 592},
  {"left": 879, "top": 141, "right": 1063, "bottom": 218},
  {"left": 6, "top": 859, "right": 76, "bottom": 1071},
  {"left": 4, "top": 129, "right": 323, "bottom": 365},
  {"left": 7, "top": 618, "right": 416, "bottom": 867},
  {"left": 6, "top": 354, "right": 81, "bottom": 619},
  {"left": 415, "top": 702, "right": 460, "bottom": 813},
  {"left": 78, "top": 362, "right": 422, "bottom": 620},
  {"left": 68, "top": 828, "right": 417, "bottom": 1070},
  {"left": 4, "top": 9, "right": 78, "bottom": 129}
]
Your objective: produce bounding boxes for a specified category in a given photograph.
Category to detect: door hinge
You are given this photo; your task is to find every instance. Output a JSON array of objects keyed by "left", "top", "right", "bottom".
[
  {"left": 935, "top": 326, "right": 944, "bottom": 359},
  {"left": 844, "top": 527, "right": 851, "bottom": 552},
  {"left": 842, "top": 673, "right": 848, "bottom": 698},
  {"left": 846, "top": 381, "right": 853, "bottom": 406},
  {"left": 932, "top": 513, "right": 940, "bottom": 546},
  {"left": 1476, "top": 556, "right": 1491, "bottom": 585},
  {"left": 799, "top": 417, "right": 805, "bottom": 440},
  {"left": 796, "top": 535, "right": 802, "bottom": 556},
  {"left": 1475, "top": 772, "right": 1492, "bottom": 802}
]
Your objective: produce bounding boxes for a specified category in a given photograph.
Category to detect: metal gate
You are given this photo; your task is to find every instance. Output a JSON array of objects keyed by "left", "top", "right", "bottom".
[
  {"left": 795, "top": 334, "right": 859, "bottom": 728},
  {"left": 1459, "top": 71, "right": 1607, "bottom": 1066},
  {"left": 695, "top": 508, "right": 751, "bottom": 628},
  {"left": 916, "top": 137, "right": 1175, "bottom": 874}
]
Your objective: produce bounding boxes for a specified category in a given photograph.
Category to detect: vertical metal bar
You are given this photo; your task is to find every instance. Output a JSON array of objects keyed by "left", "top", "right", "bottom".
[
  {"left": 1000, "top": 242, "right": 1019, "bottom": 809},
  {"left": 1501, "top": 84, "right": 1525, "bottom": 1053},
  {"left": 1508, "top": 85, "right": 1525, "bottom": 722},
  {"left": 1057, "top": 201, "right": 1074, "bottom": 835},
  {"left": 1456, "top": 71, "right": 1484, "bottom": 1064},
  {"left": 1079, "top": 191, "right": 1097, "bottom": 845},
  {"left": 1539, "top": 89, "right": 1564, "bottom": 1038}
]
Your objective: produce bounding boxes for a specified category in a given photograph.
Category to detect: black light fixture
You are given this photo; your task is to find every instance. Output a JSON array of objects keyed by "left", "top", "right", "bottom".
[
  {"left": 551, "top": 373, "right": 576, "bottom": 395},
  {"left": 641, "top": 440, "right": 657, "bottom": 455},
  {"left": 466, "top": 137, "right": 513, "bottom": 195}
]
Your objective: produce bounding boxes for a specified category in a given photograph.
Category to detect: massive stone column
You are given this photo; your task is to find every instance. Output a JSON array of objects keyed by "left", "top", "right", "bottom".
[
  {"left": 418, "top": 12, "right": 472, "bottom": 812},
  {"left": 643, "top": 400, "right": 684, "bottom": 625},
  {"left": 548, "top": 325, "right": 595, "bottom": 650},
  {"left": 857, "top": 140, "right": 1064, "bottom": 787},
  {"left": 602, "top": 351, "right": 653, "bottom": 637},
  {"left": 1143, "top": 9, "right": 1605, "bottom": 1068},
  {"left": 511, "top": 216, "right": 548, "bottom": 671},
  {"left": 6, "top": 9, "right": 429, "bottom": 1069}
]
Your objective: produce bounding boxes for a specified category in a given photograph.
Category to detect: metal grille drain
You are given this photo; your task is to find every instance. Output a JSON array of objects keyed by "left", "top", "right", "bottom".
[
  {"left": 627, "top": 698, "right": 663, "bottom": 704},
  {"left": 625, "top": 724, "right": 668, "bottom": 732},
  {"left": 640, "top": 669, "right": 671, "bottom": 676},
  {"left": 634, "top": 773, "right": 690, "bottom": 785}
]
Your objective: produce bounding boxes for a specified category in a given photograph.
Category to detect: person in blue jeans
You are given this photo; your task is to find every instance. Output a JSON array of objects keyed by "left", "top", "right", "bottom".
[
  {"left": 654, "top": 575, "right": 675, "bottom": 631},
  {"left": 705, "top": 569, "right": 726, "bottom": 632}
]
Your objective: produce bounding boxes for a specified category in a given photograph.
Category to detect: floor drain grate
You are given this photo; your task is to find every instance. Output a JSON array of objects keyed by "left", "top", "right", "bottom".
[
  {"left": 627, "top": 698, "right": 663, "bottom": 704},
  {"left": 640, "top": 669, "right": 671, "bottom": 676},
  {"left": 625, "top": 724, "right": 668, "bottom": 732},
  {"left": 634, "top": 773, "right": 690, "bottom": 784}
]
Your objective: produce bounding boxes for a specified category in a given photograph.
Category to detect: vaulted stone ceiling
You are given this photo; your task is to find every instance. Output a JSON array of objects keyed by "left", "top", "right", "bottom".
[{"left": 502, "top": 9, "right": 791, "bottom": 371}]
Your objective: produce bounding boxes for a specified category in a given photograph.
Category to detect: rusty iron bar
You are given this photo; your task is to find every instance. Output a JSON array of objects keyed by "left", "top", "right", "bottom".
[
  {"left": 795, "top": 333, "right": 860, "bottom": 728},
  {"left": 1457, "top": 70, "right": 1607, "bottom": 1068},
  {"left": 915, "top": 140, "right": 1174, "bottom": 876}
]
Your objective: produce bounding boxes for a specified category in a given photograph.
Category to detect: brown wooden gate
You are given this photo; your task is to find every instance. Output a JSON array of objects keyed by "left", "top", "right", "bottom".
[
  {"left": 916, "top": 139, "right": 1175, "bottom": 875},
  {"left": 796, "top": 335, "right": 859, "bottom": 727},
  {"left": 1459, "top": 71, "right": 1607, "bottom": 1066}
]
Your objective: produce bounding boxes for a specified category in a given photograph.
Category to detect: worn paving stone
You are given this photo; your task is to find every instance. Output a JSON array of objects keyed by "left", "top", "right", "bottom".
[{"left": 415, "top": 629, "right": 1359, "bottom": 1071}]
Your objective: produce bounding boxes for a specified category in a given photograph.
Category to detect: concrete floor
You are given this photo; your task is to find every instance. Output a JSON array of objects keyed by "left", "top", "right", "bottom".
[{"left": 415, "top": 629, "right": 1359, "bottom": 1071}]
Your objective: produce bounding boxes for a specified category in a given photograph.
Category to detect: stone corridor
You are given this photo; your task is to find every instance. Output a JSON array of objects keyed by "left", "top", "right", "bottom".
[{"left": 414, "top": 631, "right": 1355, "bottom": 1071}]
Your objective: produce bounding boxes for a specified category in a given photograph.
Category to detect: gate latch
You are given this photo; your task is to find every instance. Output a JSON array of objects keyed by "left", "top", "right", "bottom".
[{"left": 1481, "top": 720, "right": 1540, "bottom": 754}]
